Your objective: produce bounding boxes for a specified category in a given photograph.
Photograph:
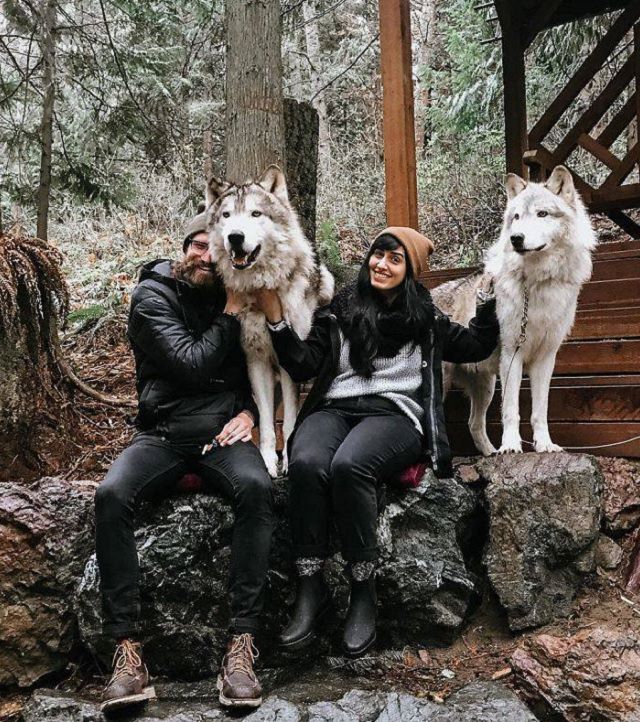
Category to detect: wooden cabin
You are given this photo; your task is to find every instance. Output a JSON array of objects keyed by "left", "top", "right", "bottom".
[{"left": 378, "top": 0, "right": 640, "bottom": 457}]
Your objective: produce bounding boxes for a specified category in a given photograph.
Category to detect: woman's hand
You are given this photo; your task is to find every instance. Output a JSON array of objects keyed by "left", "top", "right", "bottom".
[
  {"left": 476, "top": 273, "right": 495, "bottom": 303},
  {"left": 215, "top": 411, "right": 254, "bottom": 446},
  {"left": 253, "top": 288, "right": 284, "bottom": 323}
]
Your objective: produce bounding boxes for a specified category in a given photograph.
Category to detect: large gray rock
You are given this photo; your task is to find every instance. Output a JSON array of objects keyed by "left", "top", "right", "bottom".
[
  {"left": 478, "top": 453, "right": 602, "bottom": 631},
  {"left": 21, "top": 680, "right": 538, "bottom": 721},
  {"left": 0, "top": 478, "right": 95, "bottom": 688},
  {"left": 77, "top": 473, "right": 486, "bottom": 676}
]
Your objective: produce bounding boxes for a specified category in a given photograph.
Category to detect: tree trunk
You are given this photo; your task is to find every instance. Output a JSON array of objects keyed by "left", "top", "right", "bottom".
[
  {"left": 225, "top": 0, "right": 285, "bottom": 183},
  {"left": 36, "top": 0, "right": 57, "bottom": 242},
  {"left": 284, "top": 99, "right": 319, "bottom": 242},
  {"left": 302, "top": 0, "right": 331, "bottom": 176}
]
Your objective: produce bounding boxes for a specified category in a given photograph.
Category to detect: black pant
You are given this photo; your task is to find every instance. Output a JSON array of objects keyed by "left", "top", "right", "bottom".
[
  {"left": 95, "top": 432, "right": 274, "bottom": 640},
  {"left": 287, "top": 398, "right": 422, "bottom": 562}
]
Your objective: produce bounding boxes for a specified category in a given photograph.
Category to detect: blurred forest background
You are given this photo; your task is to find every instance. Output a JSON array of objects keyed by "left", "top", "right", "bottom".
[{"left": 0, "top": 0, "right": 631, "bottom": 479}]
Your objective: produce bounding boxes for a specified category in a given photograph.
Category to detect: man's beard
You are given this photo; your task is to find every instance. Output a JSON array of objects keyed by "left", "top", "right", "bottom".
[{"left": 174, "top": 257, "right": 219, "bottom": 288}]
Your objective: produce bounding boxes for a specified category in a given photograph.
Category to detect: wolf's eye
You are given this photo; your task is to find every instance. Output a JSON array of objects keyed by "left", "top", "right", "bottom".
[
  {"left": 251, "top": 210, "right": 262, "bottom": 218},
  {"left": 537, "top": 210, "right": 548, "bottom": 218},
  {"left": 222, "top": 211, "right": 230, "bottom": 218},
  {"left": 514, "top": 213, "right": 520, "bottom": 220}
]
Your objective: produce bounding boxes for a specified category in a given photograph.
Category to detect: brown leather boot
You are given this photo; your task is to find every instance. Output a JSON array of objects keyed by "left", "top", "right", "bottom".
[
  {"left": 100, "top": 639, "right": 156, "bottom": 713},
  {"left": 216, "top": 633, "right": 262, "bottom": 708}
]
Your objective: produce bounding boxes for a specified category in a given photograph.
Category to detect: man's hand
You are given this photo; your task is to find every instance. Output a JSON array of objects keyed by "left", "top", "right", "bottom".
[
  {"left": 224, "top": 288, "right": 244, "bottom": 316},
  {"left": 215, "top": 411, "right": 254, "bottom": 446},
  {"left": 253, "top": 288, "right": 284, "bottom": 323}
]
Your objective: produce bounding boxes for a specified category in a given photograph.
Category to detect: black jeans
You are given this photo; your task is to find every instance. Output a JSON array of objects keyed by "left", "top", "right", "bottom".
[
  {"left": 287, "top": 398, "right": 423, "bottom": 562},
  {"left": 95, "top": 432, "right": 274, "bottom": 640}
]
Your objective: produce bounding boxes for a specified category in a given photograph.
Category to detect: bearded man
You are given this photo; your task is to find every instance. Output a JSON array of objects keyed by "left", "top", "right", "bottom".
[{"left": 94, "top": 211, "right": 273, "bottom": 712}]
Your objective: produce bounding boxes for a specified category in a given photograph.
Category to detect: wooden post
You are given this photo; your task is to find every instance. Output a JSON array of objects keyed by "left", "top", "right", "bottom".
[
  {"left": 635, "top": 24, "right": 640, "bottom": 176},
  {"left": 495, "top": 1, "right": 528, "bottom": 178},
  {"left": 379, "top": 0, "right": 418, "bottom": 229}
]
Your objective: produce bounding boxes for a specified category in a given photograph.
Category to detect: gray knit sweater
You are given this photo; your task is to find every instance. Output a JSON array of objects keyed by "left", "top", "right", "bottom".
[{"left": 325, "top": 330, "right": 424, "bottom": 433}]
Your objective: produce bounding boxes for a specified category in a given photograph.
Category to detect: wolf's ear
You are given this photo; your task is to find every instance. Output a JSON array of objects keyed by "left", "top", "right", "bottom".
[
  {"left": 205, "top": 176, "right": 230, "bottom": 208},
  {"left": 546, "top": 165, "right": 576, "bottom": 207},
  {"left": 258, "top": 165, "right": 288, "bottom": 203},
  {"left": 505, "top": 173, "right": 527, "bottom": 200}
]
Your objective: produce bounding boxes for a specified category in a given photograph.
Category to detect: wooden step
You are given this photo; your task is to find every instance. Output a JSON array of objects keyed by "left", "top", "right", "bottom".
[
  {"left": 445, "top": 375, "right": 640, "bottom": 422},
  {"left": 446, "top": 421, "right": 640, "bottom": 457},
  {"left": 555, "top": 338, "right": 640, "bottom": 374},
  {"left": 572, "top": 306, "right": 640, "bottom": 339}
]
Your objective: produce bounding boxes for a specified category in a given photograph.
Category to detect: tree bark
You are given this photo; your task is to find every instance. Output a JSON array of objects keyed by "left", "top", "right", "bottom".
[
  {"left": 302, "top": 0, "right": 331, "bottom": 176},
  {"left": 225, "top": 0, "right": 285, "bottom": 183},
  {"left": 36, "top": 0, "right": 57, "bottom": 242}
]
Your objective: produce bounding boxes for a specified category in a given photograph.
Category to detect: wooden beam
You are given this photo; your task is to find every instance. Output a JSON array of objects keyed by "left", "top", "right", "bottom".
[
  {"left": 529, "top": 0, "right": 640, "bottom": 145},
  {"left": 523, "top": 0, "right": 564, "bottom": 48},
  {"left": 605, "top": 210, "right": 640, "bottom": 239},
  {"left": 597, "top": 91, "right": 636, "bottom": 148},
  {"left": 635, "top": 25, "right": 640, "bottom": 176},
  {"left": 590, "top": 183, "right": 640, "bottom": 211},
  {"left": 495, "top": 0, "right": 528, "bottom": 176},
  {"left": 577, "top": 133, "right": 620, "bottom": 170},
  {"left": 379, "top": 0, "right": 418, "bottom": 229},
  {"left": 556, "top": 338, "right": 640, "bottom": 374},
  {"left": 601, "top": 142, "right": 639, "bottom": 188},
  {"left": 554, "top": 53, "right": 635, "bottom": 163}
]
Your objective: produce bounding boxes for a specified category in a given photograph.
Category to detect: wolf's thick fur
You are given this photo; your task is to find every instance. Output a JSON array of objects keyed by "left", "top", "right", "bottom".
[
  {"left": 431, "top": 165, "right": 596, "bottom": 455},
  {"left": 205, "top": 165, "right": 334, "bottom": 476}
]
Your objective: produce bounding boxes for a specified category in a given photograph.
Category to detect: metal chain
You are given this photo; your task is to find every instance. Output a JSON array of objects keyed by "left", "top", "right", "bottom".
[{"left": 516, "top": 285, "right": 529, "bottom": 349}]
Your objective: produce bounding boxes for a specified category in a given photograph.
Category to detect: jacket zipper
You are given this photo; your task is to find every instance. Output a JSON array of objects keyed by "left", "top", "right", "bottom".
[{"left": 428, "top": 328, "right": 439, "bottom": 473}]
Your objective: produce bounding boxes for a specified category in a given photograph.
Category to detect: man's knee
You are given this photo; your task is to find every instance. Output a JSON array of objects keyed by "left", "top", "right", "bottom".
[
  {"left": 330, "top": 450, "right": 369, "bottom": 485},
  {"left": 95, "top": 478, "right": 130, "bottom": 521},
  {"left": 234, "top": 465, "right": 274, "bottom": 509}
]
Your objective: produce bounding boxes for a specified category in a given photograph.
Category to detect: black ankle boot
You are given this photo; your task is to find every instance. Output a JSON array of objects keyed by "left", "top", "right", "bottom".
[
  {"left": 279, "top": 573, "right": 330, "bottom": 651},
  {"left": 343, "top": 576, "right": 377, "bottom": 657}
]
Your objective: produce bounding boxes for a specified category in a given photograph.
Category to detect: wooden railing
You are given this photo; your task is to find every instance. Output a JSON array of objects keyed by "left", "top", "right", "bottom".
[{"left": 524, "top": 1, "right": 640, "bottom": 237}]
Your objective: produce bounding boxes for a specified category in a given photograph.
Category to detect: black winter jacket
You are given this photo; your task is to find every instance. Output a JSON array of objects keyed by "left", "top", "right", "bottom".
[
  {"left": 128, "top": 259, "right": 257, "bottom": 443},
  {"left": 269, "top": 287, "right": 499, "bottom": 478}
]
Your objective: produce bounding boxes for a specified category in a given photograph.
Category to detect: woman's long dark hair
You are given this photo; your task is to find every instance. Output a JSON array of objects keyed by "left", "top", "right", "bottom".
[{"left": 344, "top": 234, "right": 434, "bottom": 377}]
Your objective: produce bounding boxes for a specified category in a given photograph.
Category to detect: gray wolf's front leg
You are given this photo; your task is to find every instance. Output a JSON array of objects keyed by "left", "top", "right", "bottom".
[
  {"left": 529, "top": 351, "right": 562, "bottom": 452},
  {"left": 498, "top": 348, "right": 524, "bottom": 453},
  {"left": 248, "top": 358, "right": 278, "bottom": 477}
]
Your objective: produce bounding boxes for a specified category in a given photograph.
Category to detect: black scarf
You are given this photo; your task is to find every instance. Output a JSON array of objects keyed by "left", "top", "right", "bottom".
[{"left": 331, "top": 281, "right": 434, "bottom": 359}]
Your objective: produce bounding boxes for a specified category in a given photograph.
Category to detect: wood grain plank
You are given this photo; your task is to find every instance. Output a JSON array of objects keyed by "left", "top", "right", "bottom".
[{"left": 555, "top": 338, "right": 640, "bottom": 374}]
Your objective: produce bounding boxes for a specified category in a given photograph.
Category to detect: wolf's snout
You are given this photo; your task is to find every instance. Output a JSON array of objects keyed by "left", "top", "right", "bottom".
[
  {"left": 228, "top": 232, "right": 245, "bottom": 248},
  {"left": 510, "top": 233, "right": 525, "bottom": 251}
]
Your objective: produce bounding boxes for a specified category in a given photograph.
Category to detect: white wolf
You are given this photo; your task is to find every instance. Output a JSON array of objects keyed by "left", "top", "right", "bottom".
[
  {"left": 431, "top": 165, "right": 597, "bottom": 455},
  {"left": 205, "top": 165, "right": 334, "bottom": 477}
]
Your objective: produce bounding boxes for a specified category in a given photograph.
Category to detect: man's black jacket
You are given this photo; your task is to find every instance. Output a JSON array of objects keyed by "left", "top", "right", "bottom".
[
  {"left": 128, "top": 259, "right": 257, "bottom": 443},
  {"left": 269, "top": 295, "right": 499, "bottom": 478}
]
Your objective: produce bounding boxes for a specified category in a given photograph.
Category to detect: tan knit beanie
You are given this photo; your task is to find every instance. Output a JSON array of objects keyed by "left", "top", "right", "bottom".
[{"left": 374, "top": 227, "right": 435, "bottom": 278}]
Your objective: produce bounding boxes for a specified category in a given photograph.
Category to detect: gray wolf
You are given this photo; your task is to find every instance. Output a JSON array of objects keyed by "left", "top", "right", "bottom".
[
  {"left": 205, "top": 165, "right": 334, "bottom": 477},
  {"left": 431, "top": 165, "right": 596, "bottom": 455}
]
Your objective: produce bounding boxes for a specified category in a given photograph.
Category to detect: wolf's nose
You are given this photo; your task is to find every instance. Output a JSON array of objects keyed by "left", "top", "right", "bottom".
[
  {"left": 510, "top": 233, "right": 524, "bottom": 250},
  {"left": 228, "top": 232, "right": 245, "bottom": 248}
]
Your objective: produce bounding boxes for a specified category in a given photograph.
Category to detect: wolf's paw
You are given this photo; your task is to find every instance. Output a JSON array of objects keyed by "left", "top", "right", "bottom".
[
  {"left": 479, "top": 442, "right": 498, "bottom": 456},
  {"left": 497, "top": 442, "right": 523, "bottom": 454},
  {"left": 261, "top": 449, "right": 279, "bottom": 478},
  {"left": 534, "top": 440, "right": 563, "bottom": 453},
  {"left": 280, "top": 452, "right": 289, "bottom": 476}
]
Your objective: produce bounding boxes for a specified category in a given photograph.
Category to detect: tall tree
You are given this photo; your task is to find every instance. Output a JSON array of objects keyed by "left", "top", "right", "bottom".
[
  {"left": 36, "top": 0, "right": 57, "bottom": 241},
  {"left": 225, "top": 0, "right": 285, "bottom": 182}
]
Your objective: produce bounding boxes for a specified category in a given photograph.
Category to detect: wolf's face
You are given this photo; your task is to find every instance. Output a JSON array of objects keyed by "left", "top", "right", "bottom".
[
  {"left": 503, "top": 165, "right": 577, "bottom": 256},
  {"left": 206, "top": 166, "right": 291, "bottom": 273}
]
